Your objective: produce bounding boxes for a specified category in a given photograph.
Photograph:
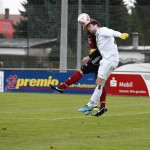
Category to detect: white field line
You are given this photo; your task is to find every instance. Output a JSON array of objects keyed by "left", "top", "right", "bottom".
[
  {"left": 1, "top": 112, "right": 150, "bottom": 121},
  {"left": 50, "top": 111, "right": 150, "bottom": 120}
]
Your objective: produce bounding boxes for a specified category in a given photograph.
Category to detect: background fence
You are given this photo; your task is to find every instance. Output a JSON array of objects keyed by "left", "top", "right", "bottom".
[{"left": 0, "top": 0, "right": 150, "bottom": 70}]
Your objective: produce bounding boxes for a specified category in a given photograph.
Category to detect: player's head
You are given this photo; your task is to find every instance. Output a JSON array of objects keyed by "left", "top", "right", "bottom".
[
  {"left": 86, "top": 19, "right": 100, "bottom": 34},
  {"left": 87, "top": 19, "right": 100, "bottom": 27},
  {"left": 83, "top": 18, "right": 100, "bottom": 34},
  {"left": 78, "top": 13, "right": 90, "bottom": 26},
  {"left": 83, "top": 25, "right": 90, "bottom": 34}
]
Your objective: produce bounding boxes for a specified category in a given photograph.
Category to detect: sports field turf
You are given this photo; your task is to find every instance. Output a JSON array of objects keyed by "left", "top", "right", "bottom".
[{"left": 0, "top": 92, "right": 150, "bottom": 150}]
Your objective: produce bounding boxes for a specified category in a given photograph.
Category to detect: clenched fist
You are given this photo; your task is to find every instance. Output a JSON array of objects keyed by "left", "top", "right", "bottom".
[{"left": 120, "top": 33, "right": 129, "bottom": 40}]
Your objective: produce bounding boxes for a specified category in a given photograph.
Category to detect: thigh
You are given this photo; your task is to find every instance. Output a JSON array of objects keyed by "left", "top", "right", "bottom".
[
  {"left": 98, "top": 59, "right": 118, "bottom": 80},
  {"left": 81, "top": 61, "right": 99, "bottom": 74}
]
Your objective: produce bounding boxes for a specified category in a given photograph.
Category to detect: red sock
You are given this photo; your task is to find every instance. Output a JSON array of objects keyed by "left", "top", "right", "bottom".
[
  {"left": 100, "top": 86, "right": 107, "bottom": 108},
  {"left": 60, "top": 71, "right": 83, "bottom": 89}
]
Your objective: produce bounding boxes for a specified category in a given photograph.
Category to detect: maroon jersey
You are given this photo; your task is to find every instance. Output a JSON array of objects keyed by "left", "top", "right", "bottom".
[
  {"left": 87, "top": 34, "right": 101, "bottom": 64},
  {"left": 88, "top": 34, "right": 97, "bottom": 54}
]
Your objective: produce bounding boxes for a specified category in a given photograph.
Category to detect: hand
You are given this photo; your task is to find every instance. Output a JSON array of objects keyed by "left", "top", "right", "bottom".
[
  {"left": 120, "top": 33, "right": 129, "bottom": 40},
  {"left": 82, "top": 56, "right": 90, "bottom": 65}
]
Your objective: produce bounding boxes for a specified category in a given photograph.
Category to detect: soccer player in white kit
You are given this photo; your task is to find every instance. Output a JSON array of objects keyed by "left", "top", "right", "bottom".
[{"left": 79, "top": 20, "right": 129, "bottom": 116}]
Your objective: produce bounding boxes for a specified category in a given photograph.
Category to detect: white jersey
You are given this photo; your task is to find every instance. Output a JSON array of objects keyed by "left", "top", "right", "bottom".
[{"left": 95, "top": 27, "right": 121, "bottom": 61}]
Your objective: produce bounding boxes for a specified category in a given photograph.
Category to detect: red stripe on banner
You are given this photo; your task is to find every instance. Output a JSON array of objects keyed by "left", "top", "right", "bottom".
[{"left": 19, "top": 87, "right": 94, "bottom": 91}]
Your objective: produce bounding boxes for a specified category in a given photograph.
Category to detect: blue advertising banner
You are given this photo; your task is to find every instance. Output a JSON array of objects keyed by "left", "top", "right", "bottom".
[{"left": 4, "top": 71, "right": 96, "bottom": 94}]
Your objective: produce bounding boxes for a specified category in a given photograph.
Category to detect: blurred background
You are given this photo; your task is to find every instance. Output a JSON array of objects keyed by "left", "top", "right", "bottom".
[{"left": 0, "top": 0, "right": 149, "bottom": 70}]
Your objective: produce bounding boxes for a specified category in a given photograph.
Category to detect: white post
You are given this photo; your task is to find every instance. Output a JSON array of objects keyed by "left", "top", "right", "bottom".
[
  {"left": 132, "top": 32, "right": 139, "bottom": 50},
  {"left": 77, "top": 0, "right": 82, "bottom": 69},
  {"left": 60, "top": 0, "right": 68, "bottom": 71}
]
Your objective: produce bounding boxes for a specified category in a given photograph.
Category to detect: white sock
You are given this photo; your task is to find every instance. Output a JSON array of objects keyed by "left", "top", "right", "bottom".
[{"left": 87, "top": 85, "right": 103, "bottom": 107}]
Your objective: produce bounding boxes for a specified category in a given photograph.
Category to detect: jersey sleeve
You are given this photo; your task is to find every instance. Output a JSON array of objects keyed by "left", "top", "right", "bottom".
[
  {"left": 100, "top": 27, "right": 122, "bottom": 37},
  {"left": 88, "top": 48, "right": 101, "bottom": 59}
]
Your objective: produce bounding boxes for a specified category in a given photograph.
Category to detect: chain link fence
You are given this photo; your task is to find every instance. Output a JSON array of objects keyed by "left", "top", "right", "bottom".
[
  {"left": 0, "top": 0, "right": 107, "bottom": 70},
  {"left": 0, "top": 0, "right": 149, "bottom": 70}
]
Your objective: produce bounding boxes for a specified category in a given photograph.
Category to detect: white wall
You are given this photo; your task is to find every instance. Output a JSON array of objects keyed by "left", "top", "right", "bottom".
[{"left": 119, "top": 50, "right": 145, "bottom": 63}]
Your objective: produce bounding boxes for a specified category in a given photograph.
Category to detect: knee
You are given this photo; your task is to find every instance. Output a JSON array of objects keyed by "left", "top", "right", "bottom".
[{"left": 96, "top": 77, "right": 105, "bottom": 86}]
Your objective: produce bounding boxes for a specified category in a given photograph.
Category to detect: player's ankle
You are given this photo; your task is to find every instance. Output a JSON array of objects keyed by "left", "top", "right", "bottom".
[{"left": 60, "top": 83, "right": 68, "bottom": 89}]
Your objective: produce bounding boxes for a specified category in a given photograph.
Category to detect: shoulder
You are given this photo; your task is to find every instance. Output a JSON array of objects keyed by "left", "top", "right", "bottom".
[
  {"left": 101, "top": 27, "right": 110, "bottom": 31},
  {"left": 97, "top": 27, "right": 109, "bottom": 33},
  {"left": 96, "top": 27, "right": 111, "bottom": 36}
]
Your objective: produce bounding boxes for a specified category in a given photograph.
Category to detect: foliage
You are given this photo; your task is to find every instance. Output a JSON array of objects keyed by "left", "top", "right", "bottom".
[
  {"left": 14, "top": 0, "right": 61, "bottom": 39},
  {"left": 132, "top": 3, "right": 150, "bottom": 45},
  {"left": 136, "top": 0, "right": 150, "bottom": 5},
  {"left": 13, "top": 1, "right": 28, "bottom": 38},
  {"left": 13, "top": 0, "right": 150, "bottom": 55},
  {"left": 0, "top": 34, "right": 6, "bottom": 38},
  {"left": 109, "top": 0, "right": 131, "bottom": 46}
]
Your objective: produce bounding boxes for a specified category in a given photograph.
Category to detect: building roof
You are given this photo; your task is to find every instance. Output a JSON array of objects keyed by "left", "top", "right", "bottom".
[
  {"left": 118, "top": 46, "right": 150, "bottom": 51},
  {"left": 0, "top": 14, "right": 23, "bottom": 24},
  {"left": 115, "top": 63, "right": 150, "bottom": 73},
  {"left": 0, "top": 38, "right": 57, "bottom": 48}
]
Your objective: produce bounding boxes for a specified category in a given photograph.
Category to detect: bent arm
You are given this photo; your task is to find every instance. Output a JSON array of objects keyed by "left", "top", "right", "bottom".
[{"left": 89, "top": 48, "right": 101, "bottom": 58}]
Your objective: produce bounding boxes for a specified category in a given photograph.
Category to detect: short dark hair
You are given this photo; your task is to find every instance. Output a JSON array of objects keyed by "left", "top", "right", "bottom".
[{"left": 87, "top": 19, "right": 100, "bottom": 27}]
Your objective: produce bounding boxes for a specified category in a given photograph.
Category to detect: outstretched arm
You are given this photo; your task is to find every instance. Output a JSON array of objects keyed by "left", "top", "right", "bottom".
[
  {"left": 113, "top": 31, "right": 129, "bottom": 40},
  {"left": 101, "top": 27, "right": 129, "bottom": 40}
]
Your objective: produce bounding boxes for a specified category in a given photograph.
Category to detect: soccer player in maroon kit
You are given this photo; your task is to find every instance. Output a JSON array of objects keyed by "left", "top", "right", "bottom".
[{"left": 50, "top": 19, "right": 107, "bottom": 116}]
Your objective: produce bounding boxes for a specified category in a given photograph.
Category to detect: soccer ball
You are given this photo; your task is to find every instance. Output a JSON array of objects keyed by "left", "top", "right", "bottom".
[{"left": 78, "top": 13, "right": 90, "bottom": 26}]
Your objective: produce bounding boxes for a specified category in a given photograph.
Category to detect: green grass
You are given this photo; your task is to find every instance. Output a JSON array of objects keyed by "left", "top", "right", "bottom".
[{"left": 0, "top": 93, "right": 150, "bottom": 150}]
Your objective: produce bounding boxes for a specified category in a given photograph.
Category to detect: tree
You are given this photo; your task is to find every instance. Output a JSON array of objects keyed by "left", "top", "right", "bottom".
[
  {"left": 128, "top": 0, "right": 150, "bottom": 45},
  {"left": 14, "top": 0, "right": 61, "bottom": 39},
  {"left": 109, "top": 0, "right": 131, "bottom": 46},
  {"left": 13, "top": 0, "right": 150, "bottom": 69},
  {"left": 0, "top": 34, "right": 6, "bottom": 38},
  {"left": 13, "top": 1, "right": 28, "bottom": 38}
]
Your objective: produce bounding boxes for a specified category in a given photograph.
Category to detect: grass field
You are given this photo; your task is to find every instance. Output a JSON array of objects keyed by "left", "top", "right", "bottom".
[{"left": 0, "top": 92, "right": 150, "bottom": 150}]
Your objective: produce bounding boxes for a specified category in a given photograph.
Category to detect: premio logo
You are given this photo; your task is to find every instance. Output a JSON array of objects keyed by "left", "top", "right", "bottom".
[
  {"left": 5, "top": 75, "right": 59, "bottom": 90},
  {"left": 5, "top": 75, "right": 18, "bottom": 90}
]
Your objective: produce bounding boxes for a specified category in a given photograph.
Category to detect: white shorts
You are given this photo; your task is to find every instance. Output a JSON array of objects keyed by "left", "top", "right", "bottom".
[{"left": 98, "top": 58, "right": 118, "bottom": 80}]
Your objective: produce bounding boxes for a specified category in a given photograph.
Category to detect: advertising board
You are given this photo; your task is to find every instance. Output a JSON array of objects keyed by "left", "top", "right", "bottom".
[
  {"left": 107, "top": 73, "right": 150, "bottom": 96},
  {"left": 4, "top": 71, "right": 95, "bottom": 94}
]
